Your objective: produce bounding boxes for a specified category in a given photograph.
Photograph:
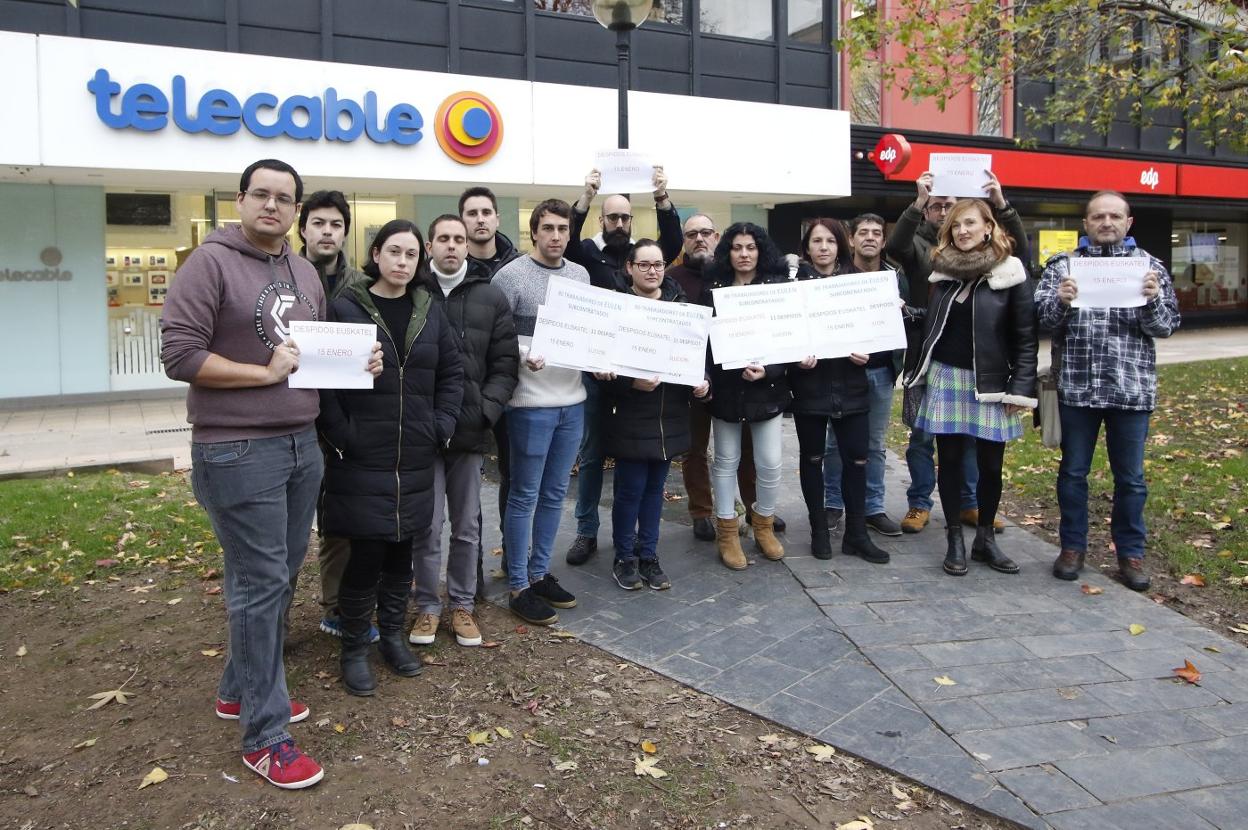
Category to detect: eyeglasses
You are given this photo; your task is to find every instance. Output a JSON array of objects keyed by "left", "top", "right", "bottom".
[
  {"left": 603, "top": 213, "right": 632, "bottom": 225},
  {"left": 925, "top": 203, "right": 954, "bottom": 215},
  {"left": 631, "top": 262, "right": 664, "bottom": 272},
  {"left": 684, "top": 229, "right": 716, "bottom": 240},
  {"left": 243, "top": 189, "right": 297, "bottom": 208}
]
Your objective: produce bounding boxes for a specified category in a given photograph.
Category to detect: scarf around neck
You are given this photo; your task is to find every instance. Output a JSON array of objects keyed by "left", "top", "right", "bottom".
[{"left": 930, "top": 245, "right": 1005, "bottom": 281}]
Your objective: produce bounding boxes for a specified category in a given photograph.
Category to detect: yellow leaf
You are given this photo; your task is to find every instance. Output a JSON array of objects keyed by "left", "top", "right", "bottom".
[
  {"left": 138, "top": 766, "right": 168, "bottom": 789},
  {"left": 890, "top": 784, "right": 910, "bottom": 800},
  {"left": 836, "top": 818, "right": 875, "bottom": 830},
  {"left": 634, "top": 755, "right": 668, "bottom": 779},
  {"left": 16, "top": 645, "right": 27, "bottom": 657},
  {"left": 549, "top": 630, "right": 577, "bottom": 639},
  {"left": 495, "top": 727, "right": 514, "bottom": 739},
  {"left": 333, "top": 723, "right": 346, "bottom": 734},
  {"left": 640, "top": 739, "right": 657, "bottom": 754},
  {"left": 806, "top": 744, "right": 837, "bottom": 762},
  {"left": 468, "top": 730, "right": 491, "bottom": 745},
  {"left": 1229, "top": 625, "right": 1248, "bottom": 635},
  {"left": 1129, "top": 624, "right": 1147, "bottom": 636},
  {"left": 1204, "top": 646, "right": 1222, "bottom": 653},
  {"left": 73, "top": 738, "right": 97, "bottom": 750},
  {"left": 167, "top": 597, "right": 182, "bottom": 606},
  {"left": 86, "top": 689, "right": 132, "bottom": 710},
  {"left": 757, "top": 733, "right": 782, "bottom": 745},
  {"left": 200, "top": 649, "right": 221, "bottom": 657},
  {"left": 552, "top": 760, "right": 578, "bottom": 771},
  {"left": 934, "top": 675, "right": 957, "bottom": 686}
]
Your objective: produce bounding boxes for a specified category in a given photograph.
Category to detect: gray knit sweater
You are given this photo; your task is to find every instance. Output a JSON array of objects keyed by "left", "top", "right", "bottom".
[{"left": 492, "top": 255, "right": 590, "bottom": 409}]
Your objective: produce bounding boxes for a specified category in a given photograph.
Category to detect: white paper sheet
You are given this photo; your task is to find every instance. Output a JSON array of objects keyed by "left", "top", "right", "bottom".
[
  {"left": 593, "top": 149, "right": 656, "bottom": 194},
  {"left": 1069, "top": 257, "right": 1150, "bottom": 308},
  {"left": 286, "top": 321, "right": 376, "bottom": 389},
  {"left": 929, "top": 152, "right": 993, "bottom": 199}
]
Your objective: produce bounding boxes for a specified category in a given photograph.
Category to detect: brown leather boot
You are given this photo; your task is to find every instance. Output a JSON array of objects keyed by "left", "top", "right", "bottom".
[
  {"left": 751, "top": 512, "right": 785, "bottom": 561},
  {"left": 715, "top": 517, "right": 747, "bottom": 570}
]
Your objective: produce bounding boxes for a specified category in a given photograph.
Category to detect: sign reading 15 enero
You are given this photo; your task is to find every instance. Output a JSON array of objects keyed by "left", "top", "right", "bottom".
[{"left": 85, "top": 69, "right": 504, "bottom": 163}]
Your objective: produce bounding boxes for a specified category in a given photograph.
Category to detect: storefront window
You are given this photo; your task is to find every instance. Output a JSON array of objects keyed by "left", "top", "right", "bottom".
[
  {"left": 788, "top": 0, "right": 823, "bottom": 44},
  {"left": 700, "top": 0, "right": 772, "bottom": 40},
  {"left": 1172, "top": 221, "right": 1248, "bottom": 313},
  {"left": 536, "top": 0, "right": 685, "bottom": 26}
]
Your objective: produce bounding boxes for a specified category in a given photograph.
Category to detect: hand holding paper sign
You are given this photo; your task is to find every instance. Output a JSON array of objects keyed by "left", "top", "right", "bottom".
[
  {"left": 1068, "top": 258, "right": 1150, "bottom": 308},
  {"left": 929, "top": 153, "right": 994, "bottom": 199},
  {"left": 287, "top": 321, "right": 378, "bottom": 389},
  {"left": 593, "top": 149, "right": 658, "bottom": 194}
]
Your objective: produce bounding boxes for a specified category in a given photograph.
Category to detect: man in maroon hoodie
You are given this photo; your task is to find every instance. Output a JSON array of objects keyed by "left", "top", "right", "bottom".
[{"left": 161, "top": 159, "right": 380, "bottom": 790}]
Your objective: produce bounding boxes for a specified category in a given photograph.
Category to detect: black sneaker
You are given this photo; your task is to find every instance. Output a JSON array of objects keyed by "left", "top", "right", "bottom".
[
  {"left": 638, "top": 558, "right": 671, "bottom": 591},
  {"left": 866, "top": 513, "right": 903, "bottom": 537},
  {"left": 508, "top": 588, "right": 558, "bottom": 626},
  {"left": 530, "top": 573, "right": 577, "bottom": 608},
  {"left": 613, "top": 557, "right": 643, "bottom": 591},
  {"left": 565, "top": 535, "right": 597, "bottom": 566},
  {"left": 692, "top": 517, "right": 716, "bottom": 541}
]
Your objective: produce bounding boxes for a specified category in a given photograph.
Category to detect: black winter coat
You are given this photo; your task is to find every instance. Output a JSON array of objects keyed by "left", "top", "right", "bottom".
[
  {"left": 600, "top": 280, "right": 695, "bottom": 461},
  {"left": 427, "top": 260, "right": 519, "bottom": 453},
  {"left": 902, "top": 255, "right": 1039, "bottom": 407},
  {"left": 317, "top": 282, "right": 465, "bottom": 541},
  {"left": 568, "top": 204, "right": 684, "bottom": 291},
  {"left": 786, "top": 262, "right": 871, "bottom": 419},
  {"left": 701, "top": 270, "right": 793, "bottom": 423}
]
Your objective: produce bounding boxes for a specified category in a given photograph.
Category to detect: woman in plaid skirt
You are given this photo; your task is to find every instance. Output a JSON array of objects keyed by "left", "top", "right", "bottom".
[{"left": 901, "top": 199, "right": 1038, "bottom": 576}]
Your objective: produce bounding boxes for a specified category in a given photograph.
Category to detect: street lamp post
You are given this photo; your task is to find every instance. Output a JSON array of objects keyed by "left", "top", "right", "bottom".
[{"left": 591, "top": 0, "right": 655, "bottom": 150}]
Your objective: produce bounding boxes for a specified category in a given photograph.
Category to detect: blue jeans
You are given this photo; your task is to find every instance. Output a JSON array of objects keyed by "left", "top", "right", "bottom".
[
  {"left": 612, "top": 458, "right": 671, "bottom": 560},
  {"left": 905, "top": 426, "right": 977, "bottom": 512},
  {"left": 190, "top": 428, "right": 322, "bottom": 754},
  {"left": 573, "top": 377, "right": 604, "bottom": 538},
  {"left": 1057, "top": 404, "right": 1150, "bottom": 558},
  {"left": 504, "top": 404, "right": 584, "bottom": 592},
  {"left": 825, "top": 366, "right": 894, "bottom": 513}
]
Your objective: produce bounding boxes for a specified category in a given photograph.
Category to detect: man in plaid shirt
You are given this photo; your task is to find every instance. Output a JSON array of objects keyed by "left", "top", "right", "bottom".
[{"left": 1035, "top": 190, "right": 1180, "bottom": 591}]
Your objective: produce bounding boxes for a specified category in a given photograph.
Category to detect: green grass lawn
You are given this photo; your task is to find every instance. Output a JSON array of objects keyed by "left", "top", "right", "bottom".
[
  {"left": 0, "top": 470, "right": 219, "bottom": 592},
  {"left": 888, "top": 356, "right": 1248, "bottom": 592}
]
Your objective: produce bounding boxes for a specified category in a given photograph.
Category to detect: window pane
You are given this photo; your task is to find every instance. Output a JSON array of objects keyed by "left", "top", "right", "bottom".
[
  {"left": 788, "top": 0, "right": 823, "bottom": 43},
  {"left": 700, "top": 0, "right": 772, "bottom": 40},
  {"left": 536, "top": 0, "right": 685, "bottom": 26},
  {"left": 1172, "top": 221, "right": 1248, "bottom": 313}
]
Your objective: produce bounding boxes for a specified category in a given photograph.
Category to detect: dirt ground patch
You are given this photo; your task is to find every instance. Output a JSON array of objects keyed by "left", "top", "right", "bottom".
[{"left": 0, "top": 554, "right": 1014, "bottom": 830}]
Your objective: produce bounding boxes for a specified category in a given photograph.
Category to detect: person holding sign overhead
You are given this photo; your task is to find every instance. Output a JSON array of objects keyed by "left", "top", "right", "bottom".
[
  {"left": 1035, "top": 190, "right": 1179, "bottom": 591},
  {"left": 593, "top": 240, "right": 710, "bottom": 591},
  {"left": 902, "top": 200, "right": 1037, "bottom": 577},
  {"left": 702, "top": 222, "right": 792, "bottom": 570},
  {"left": 789, "top": 219, "right": 891, "bottom": 564},
  {"left": 317, "top": 219, "right": 465, "bottom": 697}
]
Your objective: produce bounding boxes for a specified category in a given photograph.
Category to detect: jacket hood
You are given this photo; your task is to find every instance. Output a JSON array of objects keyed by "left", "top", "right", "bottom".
[
  {"left": 1076, "top": 236, "right": 1139, "bottom": 255},
  {"left": 202, "top": 224, "right": 294, "bottom": 262},
  {"left": 930, "top": 254, "right": 1027, "bottom": 290},
  {"left": 493, "top": 230, "right": 518, "bottom": 260}
]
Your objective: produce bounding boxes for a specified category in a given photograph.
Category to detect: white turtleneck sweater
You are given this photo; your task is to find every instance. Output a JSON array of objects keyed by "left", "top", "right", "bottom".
[{"left": 432, "top": 259, "right": 469, "bottom": 296}]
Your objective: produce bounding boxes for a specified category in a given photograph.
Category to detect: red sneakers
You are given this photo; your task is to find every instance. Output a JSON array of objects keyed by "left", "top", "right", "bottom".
[
  {"left": 242, "top": 740, "right": 324, "bottom": 789},
  {"left": 215, "top": 698, "right": 310, "bottom": 723}
]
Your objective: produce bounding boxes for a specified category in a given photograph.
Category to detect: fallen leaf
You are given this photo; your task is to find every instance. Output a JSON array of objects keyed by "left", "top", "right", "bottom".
[
  {"left": 552, "top": 760, "right": 578, "bottom": 772},
  {"left": 204, "top": 585, "right": 222, "bottom": 595},
  {"left": 835, "top": 818, "right": 875, "bottom": 830},
  {"left": 1173, "top": 660, "right": 1202, "bottom": 684},
  {"left": 23, "top": 785, "right": 38, "bottom": 797},
  {"left": 86, "top": 689, "right": 133, "bottom": 710},
  {"left": 757, "top": 733, "right": 782, "bottom": 746},
  {"left": 480, "top": 640, "right": 501, "bottom": 648},
  {"left": 1181, "top": 574, "right": 1207, "bottom": 587},
  {"left": 94, "top": 558, "right": 115, "bottom": 568},
  {"left": 1203, "top": 646, "right": 1223, "bottom": 654},
  {"left": 1057, "top": 687, "right": 1081, "bottom": 700},
  {"left": 1230, "top": 625, "right": 1248, "bottom": 636},
  {"left": 200, "top": 649, "right": 221, "bottom": 657},
  {"left": 806, "top": 744, "right": 837, "bottom": 762},
  {"left": 167, "top": 597, "right": 182, "bottom": 606},
  {"left": 933, "top": 675, "right": 958, "bottom": 686},
  {"left": 339, "top": 824, "right": 376, "bottom": 830},
  {"left": 1080, "top": 584, "right": 1104, "bottom": 595},
  {"left": 549, "top": 630, "right": 577, "bottom": 640},
  {"left": 514, "top": 625, "right": 529, "bottom": 635},
  {"left": 333, "top": 723, "right": 346, "bottom": 734},
  {"left": 640, "top": 739, "right": 657, "bottom": 754},
  {"left": 633, "top": 755, "right": 668, "bottom": 779},
  {"left": 127, "top": 585, "right": 155, "bottom": 594},
  {"left": 392, "top": 716, "right": 409, "bottom": 728},
  {"left": 73, "top": 738, "right": 97, "bottom": 750},
  {"left": 1129, "top": 624, "right": 1147, "bottom": 636},
  {"left": 138, "top": 766, "right": 168, "bottom": 790},
  {"left": 890, "top": 784, "right": 909, "bottom": 800},
  {"left": 16, "top": 644, "right": 27, "bottom": 657},
  {"left": 468, "top": 730, "right": 492, "bottom": 745}
]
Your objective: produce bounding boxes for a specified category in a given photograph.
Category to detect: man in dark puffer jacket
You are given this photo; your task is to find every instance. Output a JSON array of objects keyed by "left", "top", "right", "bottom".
[{"left": 409, "top": 216, "right": 518, "bottom": 649}]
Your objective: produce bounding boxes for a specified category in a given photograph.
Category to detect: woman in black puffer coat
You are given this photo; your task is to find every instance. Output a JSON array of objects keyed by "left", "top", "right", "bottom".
[
  {"left": 594, "top": 240, "right": 710, "bottom": 593},
  {"left": 317, "top": 219, "right": 463, "bottom": 697},
  {"left": 788, "top": 218, "right": 889, "bottom": 565}
]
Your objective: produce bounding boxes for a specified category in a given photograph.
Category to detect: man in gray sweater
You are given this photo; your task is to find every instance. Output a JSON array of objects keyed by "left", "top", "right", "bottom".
[{"left": 491, "top": 199, "right": 590, "bottom": 626}]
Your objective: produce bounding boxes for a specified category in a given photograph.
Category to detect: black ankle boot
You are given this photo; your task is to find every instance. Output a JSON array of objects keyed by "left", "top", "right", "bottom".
[
  {"left": 943, "top": 527, "right": 968, "bottom": 576},
  {"left": 338, "top": 586, "right": 377, "bottom": 696},
  {"left": 971, "top": 526, "right": 1019, "bottom": 574},
  {"left": 376, "top": 573, "right": 423, "bottom": 677},
  {"left": 841, "top": 513, "right": 889, "bottom": 564},
  {"left": 809, "top": 510, "right": 832, "bottom": 560}
]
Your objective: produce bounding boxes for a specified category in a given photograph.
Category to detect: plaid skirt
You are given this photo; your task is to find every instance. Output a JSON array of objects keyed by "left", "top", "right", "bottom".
[{"left": 914, "top": 361, "right": 1024, "bottom": 442}]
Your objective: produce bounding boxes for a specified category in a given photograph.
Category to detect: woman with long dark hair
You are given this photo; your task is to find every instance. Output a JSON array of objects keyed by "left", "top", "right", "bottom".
[
  {"left": 317, "top": 218, "right": 464, "bottom": 695},
  {"left": 789, "top": 219, "right": 889, "bottom": 563},
  {"left": 701, "top": 222, "right": 790, "bottom": 570},
  {"left": 902, "top": 200, "right": 1037, "bottom": 576}
]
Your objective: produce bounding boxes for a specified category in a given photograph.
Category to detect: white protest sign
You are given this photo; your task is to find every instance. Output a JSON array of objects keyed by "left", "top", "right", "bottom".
[
  {"left": 1069, "top": 258, "right": 1150, "bottom": 308},
  {"left": 287, "top": 321, "right": 376, "bottom": 389},
  {"left": 611, "top": 299, "right": 711, "bottom": 387},
  {"left": 529, "top": 278, "right": 629, "bottom": 372},
  {"left": 929, "top": 153, "right": 993, "bottom": 198},
  {"left": 593, "top": 149, "right": 656, "bottom": 194},
  {"left": 804, "top": 271, "right": 906, "bottom": 358},
  {"left": 710, "top": 281, "right": 809, "bottom": 366}
]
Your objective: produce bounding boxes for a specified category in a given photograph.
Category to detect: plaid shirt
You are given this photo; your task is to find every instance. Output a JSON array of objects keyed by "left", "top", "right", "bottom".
[{"left": 1035, "top": 241, "right": 1180, "bottom": 411}]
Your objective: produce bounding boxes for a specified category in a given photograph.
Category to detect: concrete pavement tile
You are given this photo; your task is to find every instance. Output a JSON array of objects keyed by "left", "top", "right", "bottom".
[
  {"left": 1085, "top": 710, "right": 1221, "bottom": 750},
  {"left": 1094, "top": 647, "right": 1237, "bottom": 679},
  {"left": 753, "top": 691, "right": 843, "bottom": 736},
  {"left": 971, "top": 687, "right": 1121, "bottom": 727},
  {"left": 1173, "top": 781, "right": 1248, "bottom": 829},
  {"left": 652, "top": 654, "right": 723, "bottom": 686},
  {"left": 819, "top": 603, "right": 883, "bottom": 626},
  {"left": 996, "top": 765, "right": 1101, "bottom": 814},
  {"left": 756, "top": 622, "right": 856, "bottom": 670},
  {"left": 913, "top": 637, "right": 1035, "bottom": 668},
  {"left": 732, "top": 602, "right": 826, "bottom": 639},
  {"left": 1197, "top": 671, "right": 1248, "bottom": 705},
  {"left": 953, "top": 721, "right": 1110, "bottom": 771},
  {"left": 790, "top": 566, "right": 845, "bottom": 589},
  {"left": 959, "top": 592, "right": 1072, "bottom": 616},
  {"left": 866, "top": 598, "right": 977, "bottom": 624},
  {"left": 1056, "top": 746, "right": 1223, "bottom": 801},
  {"left": 555, "top": 614, "right": 629, "bottom": 643},
  {"left": 1189, "top": 704, "right": 1248, "bottom": 737},
  {"left": 785, "top": 656, "right": 895, "bottom": 717},
  {"left": 1082, "top": 677, "right": 1223, "bottom": 714},
  {"left": 1046, "top": 795, "right": 1219, "bottom": 830},
  {"left": 970, "top": 786, "right": 1049, "bottom": 830},
  {"left": 818, "top": 689, "right": 938, "bottom": 766},
  {"left": 679, "top": 625, "right": 779, "bottom": 670},
  {"left": 991, "top": 654, "right": 1129, "bottom": 690},
  {"left": 922, "top": 698, "right": 1002, "bottom": 733},
  {"left": 612, "top": 619, "right": 724, "bottom": 662},
  {"left": 1180, "top": 733, "right": 1248, "bottom": 783},
  {"left": 890, "top": 664, "right": 1023, "bottom": 701},
  {"left": 1016, "top": 629, "right": 1186, "bottom": 659},
  {"left": 701, "top": 656, "right": 811, "bottom": 708},
  {"left": 892, "top": 731, "right": 1003, "bottom": 805},
  {"left": 838, "top": 617, "right": 1000, "bottom": 648},
  {"left": 860, "top": 644, "right": 933, "bottom": 673}
]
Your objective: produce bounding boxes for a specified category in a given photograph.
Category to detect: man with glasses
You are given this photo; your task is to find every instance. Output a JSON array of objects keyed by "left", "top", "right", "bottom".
[
  {"left": 887, "top": 169, "right": 1027, "bottom": 535},
  {"left": 563, "top": 167, "right": 684, "bottom": 566},
  {"left": 162, "top": 159, "right": 382, "bottom": 790}
]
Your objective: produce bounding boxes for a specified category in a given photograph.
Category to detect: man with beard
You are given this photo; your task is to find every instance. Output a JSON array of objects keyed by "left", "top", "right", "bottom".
[
  {"left": 562, "top": 167, "right": 684, "bottom": 566},
  {"left": 297, "top": 190, "right": 372, "bottom": 640},
  {"left": 668, "top": 213, "right": 786, "bottom": 542}
]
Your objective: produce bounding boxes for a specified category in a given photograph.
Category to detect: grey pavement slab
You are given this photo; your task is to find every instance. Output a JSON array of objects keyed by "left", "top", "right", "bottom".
[
  {"left": 1056, "top": 746, "right": 1224, "bottom": 801},
  {"left": 955, "top": 721, "right": 1111, "bottom": 771},
  {"left": 995, "top": 765, "right": 1101, "bottom": 814},
  {"left": 1046, "top": 795, "right": 1221, "bottom": 830},
  {"left": 1174, "top": 782, "right": 1248, "bottom": 830}
]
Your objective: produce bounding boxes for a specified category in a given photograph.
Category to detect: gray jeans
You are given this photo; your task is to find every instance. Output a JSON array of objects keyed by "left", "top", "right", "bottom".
[
  {"left": 412, "top": 452, "right": 483, "bottom": 614},
  {"left": 191, "top": 428, "right": 322, "bottom": 754}
]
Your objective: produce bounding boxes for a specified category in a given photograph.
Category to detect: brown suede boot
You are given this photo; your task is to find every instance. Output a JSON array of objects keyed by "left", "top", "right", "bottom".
[
  {"left": 751, "top": 512, "right": 785, "bottom": 561},
  {"left": 715, "top": 517, "right": 747, "bottom": 570}
]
